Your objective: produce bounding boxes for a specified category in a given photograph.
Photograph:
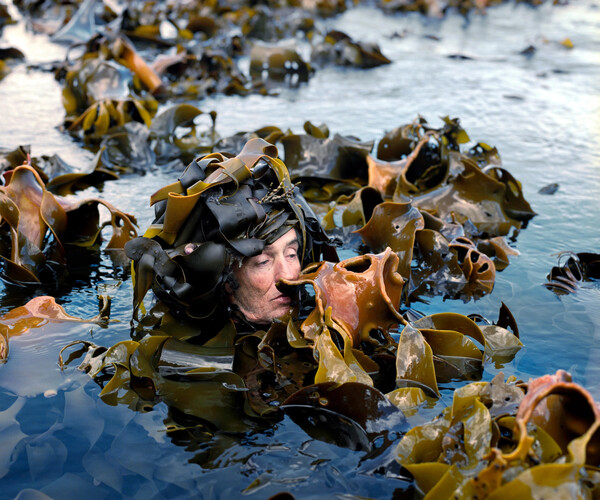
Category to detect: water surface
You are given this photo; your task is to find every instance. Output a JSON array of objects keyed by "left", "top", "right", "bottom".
[{"left": 0, "top": 1, "right": 599, "bottom": 498}]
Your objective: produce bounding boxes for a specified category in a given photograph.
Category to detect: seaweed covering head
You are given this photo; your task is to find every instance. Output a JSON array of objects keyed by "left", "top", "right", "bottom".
[{"left": 125, "top": 138, "right": 337, "bottom": 323}]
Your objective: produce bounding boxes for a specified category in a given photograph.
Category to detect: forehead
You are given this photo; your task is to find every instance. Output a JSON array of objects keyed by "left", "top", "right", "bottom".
[{"left": 263, "top": 228, "right": 299, "bottom": 253}]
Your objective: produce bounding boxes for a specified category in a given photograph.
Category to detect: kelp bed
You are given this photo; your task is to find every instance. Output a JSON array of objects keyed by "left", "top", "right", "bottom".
[{"left": 1, "top": 0, "right": 599, "bottom": 498}]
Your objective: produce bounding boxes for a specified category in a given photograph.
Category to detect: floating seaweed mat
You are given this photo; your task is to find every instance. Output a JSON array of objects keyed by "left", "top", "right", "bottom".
[
  {"left": 60, "top": 331, "right": 249, "bottom": 432},
  {"left": 0, "top": 163, "right": 138, "bottom": 284},
  {"left": 368, "top": 117, "right": 536, "bottom": 234},
  {"left": 282, "top": 249, "right": 520, "bottom": 391},
  {"left": 395, "top": 370, "right": 600, "bottom": 499},
  {"left": 544, "top": 251, "right": 600, "bottom": 295}
]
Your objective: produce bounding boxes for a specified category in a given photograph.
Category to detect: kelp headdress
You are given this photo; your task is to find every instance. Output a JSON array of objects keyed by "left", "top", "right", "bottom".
[{"left": 125, "top": 138, "right": 337, "bottom": 322}]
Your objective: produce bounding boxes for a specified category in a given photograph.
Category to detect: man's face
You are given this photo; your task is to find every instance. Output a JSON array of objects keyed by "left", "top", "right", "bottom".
[{"left": 231, "top": 229, "right": 301, "bottom": 324}]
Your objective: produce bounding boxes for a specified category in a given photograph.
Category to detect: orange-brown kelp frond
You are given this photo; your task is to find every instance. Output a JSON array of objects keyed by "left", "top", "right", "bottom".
[
  {"left": 0, "top": 162, "right": 138, "bottom": 285},
  {"left": 395, "top": 370, "right": 600, "bottom": 499}
]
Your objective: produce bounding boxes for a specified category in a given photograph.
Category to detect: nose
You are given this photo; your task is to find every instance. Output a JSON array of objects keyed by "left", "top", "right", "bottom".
[{"left": 274, "top": 256, "right": 300, "bottom": 282}]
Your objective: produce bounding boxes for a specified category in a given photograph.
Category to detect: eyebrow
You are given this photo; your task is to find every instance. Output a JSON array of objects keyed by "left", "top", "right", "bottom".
[{"left": 261, "top": 237, "right": 299, "bottom": 256}]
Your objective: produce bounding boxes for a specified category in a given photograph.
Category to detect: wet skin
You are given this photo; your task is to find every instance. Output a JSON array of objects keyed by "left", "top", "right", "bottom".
[{"left": 230, "top": 229, "right": 301, "bottom": 324}]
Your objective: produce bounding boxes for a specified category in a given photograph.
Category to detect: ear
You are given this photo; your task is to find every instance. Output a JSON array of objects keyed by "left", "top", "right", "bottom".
[{"left": 224, "top": 283, "right": 233, "bottom": 295}]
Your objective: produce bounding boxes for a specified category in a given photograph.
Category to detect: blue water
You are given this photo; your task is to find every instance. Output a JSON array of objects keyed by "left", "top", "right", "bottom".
[{"left": 0, "top": 0, "right": 599, "bottom": 498}]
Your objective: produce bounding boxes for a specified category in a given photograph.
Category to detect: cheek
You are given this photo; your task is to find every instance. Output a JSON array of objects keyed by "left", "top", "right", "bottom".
[{"left": 237, "top": 268, "right": 274, "bottom": 293}]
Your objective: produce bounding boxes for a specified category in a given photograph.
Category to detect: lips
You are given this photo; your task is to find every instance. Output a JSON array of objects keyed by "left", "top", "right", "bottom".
[{"left": 272, "top": 294, "right": 292, "bottom": 304}]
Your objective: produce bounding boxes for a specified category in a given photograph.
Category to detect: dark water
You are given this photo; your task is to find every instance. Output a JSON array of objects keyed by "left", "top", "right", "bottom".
[{"left": 0, "top": 1, "right": 599, "bottom": 498}]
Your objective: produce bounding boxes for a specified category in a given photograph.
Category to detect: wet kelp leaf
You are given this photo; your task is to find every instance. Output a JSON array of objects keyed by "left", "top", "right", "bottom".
[
  {"left": 394, "top": 314, "right": 490, "bottom": 390},
  {"left": 67, "top": 98, "right": 153, "bottom": 142},
  {"left": 476, "top": 236, "right": 520, "bottom": 272},
  {"left": 395, "top": 324, "right": 439, "bottom": 397},
  {"left": 282, "top": 381, "right": 408, "bottom": 444},
  {"left": 280, "top": 131, "right": 373, "bottom": 186},
  {"left": 61, "top": 334, "right": 249, "bottom": 432},
  {"left": 544, "top": 251, "right": 600, "bottom": 295},
  {"left": 448, "top": 237, "right": 496, "bottom": 294},
  {"left": 50, "top": 0, "right": 100, "bottom": 44},
  {"left": 311, "top": 29, "right": 392, "bottom": 68},
  {"left": 395, "top": 371, "right": 600, "bottom": 499},
  {"left": 97, "top": 122, "right": 156, "bottom": 175},
  {"left": 0, "top": 164, "right": 138, "bottom": 284},
  {"left": 40, "top": 151, "right": 120, "bottom": 196},
  {"left": 0, "top": 295, "right": 107, "bottom": 363},
  {"left": 410, "top": 229, "right": 497, "bottom": 301},
  {"left": 233, "top": 323, "right": 318, "bottom": 417},
  {"left": 340, "top": 186, "right": 384, "bottom": 228},
  {"left": 369, "top": 117, "right": 535, "bottom": 236},
  {"left": 149, "top": 103, "right": 216, "bottom": 158},
  {"left": 368, "top": 135, "right": 431, "bottom": 197},
  {"left": 283, "top": 248, "right": 406, "bottom": 347},
  {"left": 249, "top": 43, "right": 311, "bottom": 82},
  {"left": 354, "top": 201, "right": 425, "bottom": 280}
]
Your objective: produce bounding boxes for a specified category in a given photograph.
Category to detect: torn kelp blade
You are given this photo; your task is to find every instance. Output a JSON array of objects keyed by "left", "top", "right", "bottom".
[{"left": 282, "top": 381, "right": 408, "bottom": 442}]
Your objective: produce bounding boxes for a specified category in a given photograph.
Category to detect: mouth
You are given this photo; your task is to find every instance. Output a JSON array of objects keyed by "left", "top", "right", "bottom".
[{"left": 272, "top": 294, "right": 292, "bottom": 304}]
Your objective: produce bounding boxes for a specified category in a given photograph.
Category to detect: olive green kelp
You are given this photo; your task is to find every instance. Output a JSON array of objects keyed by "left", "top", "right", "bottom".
[
  {"left": 124, "top": 137, "right": 338, "bottom": 324},
  {"left": 395, "top": 370, "right": 600, "bottom": 499}
]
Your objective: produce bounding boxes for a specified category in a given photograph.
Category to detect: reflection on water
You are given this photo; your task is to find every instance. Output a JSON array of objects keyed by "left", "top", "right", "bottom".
[{"left": 1, "top": 0, "right": 599, "bottom": 497}]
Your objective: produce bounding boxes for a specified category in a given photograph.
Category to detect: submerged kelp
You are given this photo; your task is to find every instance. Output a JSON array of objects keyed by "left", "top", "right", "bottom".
[{"left": 57, "top": 289, "right": 522, "bottom": 451}]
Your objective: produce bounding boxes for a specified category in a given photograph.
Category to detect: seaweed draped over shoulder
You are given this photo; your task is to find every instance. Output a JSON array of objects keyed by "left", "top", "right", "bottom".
[{"left": 124, "top": 137, "right": 337, "bottom": 325}]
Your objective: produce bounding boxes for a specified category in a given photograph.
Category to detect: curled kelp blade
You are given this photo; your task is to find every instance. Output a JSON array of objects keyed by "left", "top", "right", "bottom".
[
  {"left": 42, "top": 150, "right": 120, "bottom": 196},
  {"left": 449, "top": 237, "right": 496, "bottom": 294},
  {"left": 544, "top": 251, "right": 600, "bottom": 295},
  {"left": 249, "top": 43, "right": 311, "bottom": 82},
  {"left": 340, "top": 186, "right": 383, "bottom": 228},
  {"left": 99, "top": 122, "right": 156, "bottom": 175},
  {"left": 354, "top": 201, "right": 424, "bottom": 280},
  {"left": 283, "top": 248, "right": 406, "bottom": 347},
  {"left": 413, "top": 313, "right": 486, "bottom": 348},
  {"left": 512, "top": 370, "right": 600, "bottom": 466}
]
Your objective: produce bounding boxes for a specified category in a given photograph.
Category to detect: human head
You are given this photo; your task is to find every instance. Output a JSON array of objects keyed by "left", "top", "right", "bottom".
[
  {"left": 125, "top": 138, "right": 337, "bottom": 324},
  {"left": 227, "top": 228, "right": 301, "bottom": 324}
]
